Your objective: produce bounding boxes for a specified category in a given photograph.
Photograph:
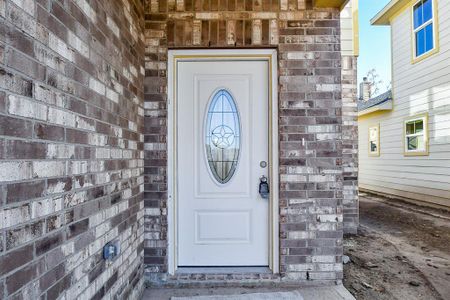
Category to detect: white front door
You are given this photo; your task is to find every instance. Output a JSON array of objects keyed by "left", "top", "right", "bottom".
[{"left": 177, "top": 58, "right": 269, "bottom": 266}]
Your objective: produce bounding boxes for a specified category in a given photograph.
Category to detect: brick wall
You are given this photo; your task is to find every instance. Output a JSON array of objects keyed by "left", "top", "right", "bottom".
[
  {"left": 144, "top": 0, "right": 350, "bottom": 284},
  {"left": 341, "top": 55, "right": 358, "bottom": 234},
  {"left": 0, "top": 0, "right": 145, "bottom": 299}
]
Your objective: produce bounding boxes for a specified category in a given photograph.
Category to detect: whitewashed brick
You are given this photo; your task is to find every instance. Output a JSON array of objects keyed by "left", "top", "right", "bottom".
[
  {"left": 89, "top": 77, "right": 106, "bottom": 95},
  {"left": 75, "top": 116, "right": 96, "bottom": 131},
  {"left": 47, "top": 144, "right": 75, "bottom": 159},
  {"left": 106, "top": 88, "right": 119, "bottom": 103},
  {"left": 34, "top": 43, "right": 65, "bottom": 72},
  {"left": 316, "top": 263, "right": 343, "bottom": 272},
  {"left": 7, "top": 2, "right": 37, "bottom": 36},
  {"left": 8, "top": 95, "right": 47, "bottom": 120},
  {"left": 318, "top": 214, "right": 343, "bottom": 223},
  {"left": 309, "top": 272, "right": 338, "bottom": 280},
  {"left": 312, "top": 256, "right": 336, "bottom": 263},
  {"left": 0, "top": 162, "right": 32, "bottom": 182},
  {"left": 47, "top": 180, "right": 69, "bottom": 194},
  {"left": 33, "top": 161, "right": 66, "bottom": 177},
  {"left": 122, "top": 67, "right": 132, "bottom": 81},
  {"left": 112, "top": 127, "right": 122, "bottom": 138},
  {"left": 74, "top": 0, "right": 96, "bottom": 22},
  {"left": 110, "top": 149, "right": 122, "bottom": 159},
  {"left": 95, "top": 222, "right": 110, "bottom": 238},
  {"left": 309, "top": 222, "right": 336, "bottom": 231},
  {"left": 287, "top": 264, "right": 315, "bottom": 272},
  {"left": 128, "top": 121, "right": 137, "bottom": 131},
  {"left": 309, "top": 174, "right": 336, "bottom": 182},
  {"left": 48, "top": 32, "right": 74, "bottom": 62},
  {"left": 129, "top": 65, "right": 137, "bottom": 77},
  {"left": 69, "top": 161, "right": 88, "bottom": 175},
  {"left": 89, "top": 161, "right": 105, "bottom": 172},
  {"left": 31, "top": 197, "right": 63, "bottom": 219},
  {"left": 287, "top": 231, "right": 316, "bottom": 239},
  {"left": 287, "top": 52, "right": 314, "bottom": 60},
  {"left": 1, "top": 205, "right": 30, "bottom": 228},
  {"left": 64, "top": 191, "right": 87, "bottom": 208},
  {"left": 11, "top": 0, "right": 35, "bottom": 16},
  {"left": 95, "top": 148, "right": 111, "bottom": 159},
  {"left": 95, "top": 172, "right": 110, "bottom": 185},
  {"left": 0, "top": 0, "right": 5, "bottom": 17},
  {"left": 88, "top": 133, "right": 107, "bottom": 146},
  {"left": 316, "top": 84, "right": 340, "bottom": 92},
  {"left": 68, "top": 31, "right": 89, "bottom": 58},
  {"left": 145, "top": 208, "right": 160, "bottom": 216},
  {"left": 48, "top": 107, "right": 76, "bottom": 127},
  {"left": 89, "top": 213, "right": 103, "bottom": 228},
  {"left": 35, "top": 85, "right": 65, "bottom": 106},
  {"left": 280, "top": 174, "right": 307, "bottom": 182},
  {"left": 112, "top": 81, "right": 123, "bottom": 95},
  {"left": 308, "top": 125, "right": 339, "bottom": 133},
  {"left": 107, "top": 16, "right": 120, "bottom": 37},
  {"left": 128, "top": 141, "right": 137, "bottom": 150}
]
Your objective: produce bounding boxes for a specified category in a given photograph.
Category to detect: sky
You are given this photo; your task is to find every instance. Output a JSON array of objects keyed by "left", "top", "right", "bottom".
[{"left": 357, "top": 0, "right": 392, "bottom": 95}]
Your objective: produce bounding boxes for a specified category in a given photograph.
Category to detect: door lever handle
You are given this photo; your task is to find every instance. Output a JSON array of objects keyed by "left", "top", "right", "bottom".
[{"left": 259, "top": 175, "right": 270, "bottom": 199}]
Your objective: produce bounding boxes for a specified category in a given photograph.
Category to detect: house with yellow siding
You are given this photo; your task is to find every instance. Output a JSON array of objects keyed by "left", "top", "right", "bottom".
[{"left": 358, "top": 0, "right": 450, "bottom": 209}]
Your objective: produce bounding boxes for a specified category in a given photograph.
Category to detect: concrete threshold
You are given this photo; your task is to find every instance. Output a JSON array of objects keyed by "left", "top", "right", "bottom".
[{"left": 143, "top": 285, "right": 356, "bottom": 300}]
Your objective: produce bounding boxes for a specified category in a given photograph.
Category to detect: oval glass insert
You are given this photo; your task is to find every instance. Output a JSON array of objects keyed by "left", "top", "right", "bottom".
[{"left": 205, "top": 89, "right": 241, "bottom": 184}]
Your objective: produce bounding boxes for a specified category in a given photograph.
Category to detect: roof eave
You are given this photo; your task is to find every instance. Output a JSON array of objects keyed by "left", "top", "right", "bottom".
[
  {"left": 358, "top": 100, "right": 393, "bottom": 117},
  {"left": 371, "top": 0, "right": 411, "bottom": 26}
]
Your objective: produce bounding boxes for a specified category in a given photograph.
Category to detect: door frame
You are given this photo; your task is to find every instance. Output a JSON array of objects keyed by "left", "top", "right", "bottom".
[{"left": 167, "top": 49, "right": 279, "bottom": 275}]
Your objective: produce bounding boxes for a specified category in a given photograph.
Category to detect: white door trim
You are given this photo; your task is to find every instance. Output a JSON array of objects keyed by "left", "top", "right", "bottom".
[{"left": 167, "top": 49, "right": 279, "bottom": 275}]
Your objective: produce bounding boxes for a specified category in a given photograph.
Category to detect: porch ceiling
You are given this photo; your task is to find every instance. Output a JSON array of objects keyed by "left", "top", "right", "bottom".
[{"left": 314, "top": 0, "right": 349, "bottom": 9}]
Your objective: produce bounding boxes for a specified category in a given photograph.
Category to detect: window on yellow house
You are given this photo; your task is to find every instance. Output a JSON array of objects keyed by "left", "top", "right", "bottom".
[
  {"left": 404, "top": 115, "right": 428, "bottom": 155},
  {"left": 369, "top": 125, "right": 380, "bottom": 156},
  {"left": 413, "top": 0, "right": 436, "bottom": 58}
]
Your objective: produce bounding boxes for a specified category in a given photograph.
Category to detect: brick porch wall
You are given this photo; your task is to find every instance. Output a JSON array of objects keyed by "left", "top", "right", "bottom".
[
  {"left": 144, "top": 0, "right": 350, "bottom": 283},
  {"left": 0, "top": 0, "right": 145, "bottom": 299},
  {"left": 341, "top": 55, "right": 358, "bottom": 234}
]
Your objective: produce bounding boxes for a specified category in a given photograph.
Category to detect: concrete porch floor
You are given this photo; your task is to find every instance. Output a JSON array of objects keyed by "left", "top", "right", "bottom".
[{"left": 143, "top": 285, "right": 356, "bottom": 300}]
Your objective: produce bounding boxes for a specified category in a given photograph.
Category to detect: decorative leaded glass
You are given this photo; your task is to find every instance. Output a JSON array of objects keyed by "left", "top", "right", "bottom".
[{"left": 205, "top": 89, "right": 241, "bottom": 184}]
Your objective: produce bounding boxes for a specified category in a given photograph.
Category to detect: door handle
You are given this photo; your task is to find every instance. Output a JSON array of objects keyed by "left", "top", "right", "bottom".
[{"left": 259, "top": 175, "right": 270, "bottom": 199}]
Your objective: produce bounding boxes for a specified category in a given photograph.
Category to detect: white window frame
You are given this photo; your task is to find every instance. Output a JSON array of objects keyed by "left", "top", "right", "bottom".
[
  {"left": 368, "top": 124, "right": 380, "bottom": 157},
  {"left": 412, "top": 0, "right": 437, "bottom": 60},
  {"left": 404, "top": 114, "right": 428, "bottom": 156}
]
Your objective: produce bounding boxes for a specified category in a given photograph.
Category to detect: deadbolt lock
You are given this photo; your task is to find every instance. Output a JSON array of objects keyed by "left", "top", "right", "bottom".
[{"left": 259, "top": 175, "right": 270, "bottom": 199}]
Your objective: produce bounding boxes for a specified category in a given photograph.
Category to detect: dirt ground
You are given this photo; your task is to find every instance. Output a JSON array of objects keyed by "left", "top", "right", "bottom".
[{"left": 343, "top": 193, "right": 450, "bottom": 300}]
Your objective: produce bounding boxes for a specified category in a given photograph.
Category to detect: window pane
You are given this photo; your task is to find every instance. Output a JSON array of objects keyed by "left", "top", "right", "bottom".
[
  {"left": 413, "top": 2, "right": 423, "bottom": 29},
  {"left": 423, "top": 0, "right": 433, "bottom": 23},
  {"left": 406, "top": 122, "right": 415, "bottom": 135},
  {"left": 370, "top": 141, "right": 378, "bottom": 153},
  {"left": 407, "top": 136, "right": 418, "bottom": 150},
  {"left": 425, "top": 23, "right": 434, "bottom": 52},
  {"left": 415, "top": 120, "right": 424, "bottom": 133},
  {"left": 416, "top": 29, "right": 426, "bottom": 56},
  {"left": 369, "top": 128, "right": 377, "bottom": 141},
  {"left": 205, "top": 89, "right": 240, "bottom": 184},
  {"left": 417, "top": 136, "right": 425, "bottom": 151}
]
